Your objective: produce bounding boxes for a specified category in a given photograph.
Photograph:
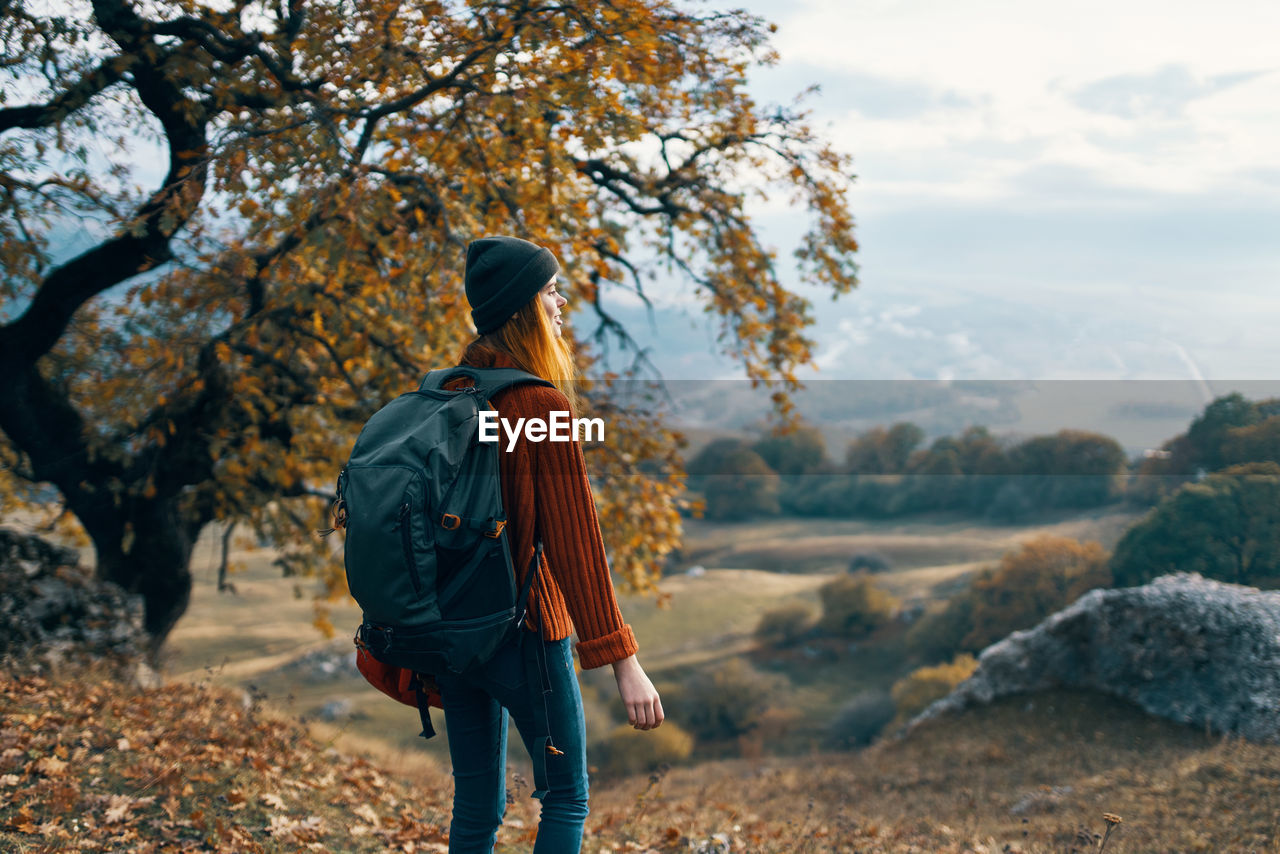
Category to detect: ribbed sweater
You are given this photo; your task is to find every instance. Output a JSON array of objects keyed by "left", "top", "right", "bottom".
[{"left": 448, "top": 351, "right": 639, "bottom": 670}]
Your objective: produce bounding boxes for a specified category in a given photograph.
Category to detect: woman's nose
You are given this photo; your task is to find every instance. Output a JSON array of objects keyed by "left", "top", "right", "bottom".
[{"left": 556, "top": 294, "right": 567, "bottom": 307}]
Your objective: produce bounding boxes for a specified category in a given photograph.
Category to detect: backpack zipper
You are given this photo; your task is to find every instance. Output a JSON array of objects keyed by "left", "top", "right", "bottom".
[{"left": 396, "top": 502, "right": 424, "bottom": 596}]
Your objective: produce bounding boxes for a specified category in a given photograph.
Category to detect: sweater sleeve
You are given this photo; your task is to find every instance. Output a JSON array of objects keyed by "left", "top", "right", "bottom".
[{"left": 522, "top": 387, "right": 638, "bottom": 669}]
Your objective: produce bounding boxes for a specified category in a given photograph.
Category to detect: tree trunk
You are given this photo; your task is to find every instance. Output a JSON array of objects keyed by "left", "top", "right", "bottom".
[{"left": 95, "top": 497, "right": 205, "bottom": 657}]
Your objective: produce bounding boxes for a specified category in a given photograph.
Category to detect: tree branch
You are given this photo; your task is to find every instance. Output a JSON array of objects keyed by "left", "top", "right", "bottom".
[{"left": 0, "top": 55, "right": 131, "bottom": 133}]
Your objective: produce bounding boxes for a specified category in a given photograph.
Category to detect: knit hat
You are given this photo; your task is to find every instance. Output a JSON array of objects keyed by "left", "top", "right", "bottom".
[{"left": 464, "top": 236, "right": 560, "bottom": 335}]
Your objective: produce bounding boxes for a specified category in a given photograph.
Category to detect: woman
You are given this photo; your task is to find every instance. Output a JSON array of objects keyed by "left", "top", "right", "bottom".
[{"left": 438, "top": 235, "right": 663, "bottom": 853}]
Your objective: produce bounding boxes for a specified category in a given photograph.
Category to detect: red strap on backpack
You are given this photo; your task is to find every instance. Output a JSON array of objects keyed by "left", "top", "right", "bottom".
[{"left": 355, "top": 646, "right": 442, "bottom": 710}]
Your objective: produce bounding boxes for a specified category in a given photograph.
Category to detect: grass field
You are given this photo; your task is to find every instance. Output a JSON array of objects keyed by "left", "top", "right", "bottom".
[{"left": 164, "top": 507, "right": 1148, "bottom": 769}]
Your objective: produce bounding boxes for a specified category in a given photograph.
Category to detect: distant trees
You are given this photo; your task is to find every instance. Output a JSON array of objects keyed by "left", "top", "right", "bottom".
[
  {"left": 844, "top": 423, "right": 925, "bottom": 474},
  {"left": 753, "top": 423, "right": 829, "bottom": 476},
  {"left": 1111, "top": 462, "right": 1280, "bottom": 588},
  {"left": 686, "top": 439, "right": 780, "bottom": 521},
  {"left": 1134, "top": 393, "right": 1280, "bottom": 502},
  {"left": 768, "top": 419, "right": 1121, "bottom": 522},
  {"left": 685, "top": 393, "right": 1280, "bottom": 532}
]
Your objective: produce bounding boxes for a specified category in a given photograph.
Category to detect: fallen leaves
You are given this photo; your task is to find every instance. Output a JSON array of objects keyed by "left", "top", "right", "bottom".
[
  {"left": 102, "top": 793, "right": 155, "bottom": 824},
  {"left": 32, "top": 756, "right": 68, "bottom": 777},
  {"left": 0, "top": 671, "right": 455, "bottom": 852}
]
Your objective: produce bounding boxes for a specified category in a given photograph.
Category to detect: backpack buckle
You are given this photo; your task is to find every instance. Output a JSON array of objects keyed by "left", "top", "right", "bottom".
[
  {"left": 441, "top": 514, "right": 461, "bottom": 530},
  {"left": 484, "top": 519, "right": 506, "bottom": 539}
]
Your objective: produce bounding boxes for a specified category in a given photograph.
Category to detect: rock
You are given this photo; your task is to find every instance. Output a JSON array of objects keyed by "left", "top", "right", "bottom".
[
  {"left": 277, "top": 638, "right": 360, "bottom": 682},
  {"left": 1009, "top": 785, "right": 1072, "bottom": 816},
  {"left": 0, "top": 527, "right": 146, "bottom": 670},
  {"left": 909, "top": 573, "right": 1280, "bottom": 742},
  {"left": 317, "top": 699, "right": 355, "bottom": 721}
]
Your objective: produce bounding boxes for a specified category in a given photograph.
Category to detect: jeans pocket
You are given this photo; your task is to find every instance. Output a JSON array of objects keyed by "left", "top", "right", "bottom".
[{"left": 480, "top": 634, "right": 529, "bottom": 693}]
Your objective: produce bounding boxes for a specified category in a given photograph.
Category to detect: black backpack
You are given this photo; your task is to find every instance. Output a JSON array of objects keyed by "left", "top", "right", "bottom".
[{"left": 333, "top": 366, "right": 553, "bottom": 736}]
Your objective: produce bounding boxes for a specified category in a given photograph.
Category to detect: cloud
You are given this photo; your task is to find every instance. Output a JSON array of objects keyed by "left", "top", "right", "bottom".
[
  {"left": 1069, "top": 64, "right": 1271, "bottom": 119},
  {"left": 752, "top": 62, "right": 976, "bottom": 119},
  {"left": 760, "top": 0, "right": 1280, "bottom": 203}
]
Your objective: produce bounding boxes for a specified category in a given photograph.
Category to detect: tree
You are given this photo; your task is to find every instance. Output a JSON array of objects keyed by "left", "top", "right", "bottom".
[
  {"left": 0, "top": 0, "right": 858, "bottom": 651},
  {"left": 845, "top": 422, "right": 923, "bottom": 474},
  {"left": 905, "top": 534, "right": 1110, "bottom": 663},
  {"left": 703, "top": 445, "right": 781, "bottom": 521},
  {"left": 1131, "top": 394, "right": 1280, "bottom": 504},
  {"left": 1004, "top": 429, "right": 1126, "bottom": 508},
  {"left": 959, "top": 534, "right": 1111, "bottom": 651},
  {"left": 1185, "top": 393, "right": 1263, "bottom": 473},
  {"left": 1111, "top": 462, "right": 1280, "bottom": 588},
  {"left": 751, "top": 421, "right": 827, "bottom": 476}
]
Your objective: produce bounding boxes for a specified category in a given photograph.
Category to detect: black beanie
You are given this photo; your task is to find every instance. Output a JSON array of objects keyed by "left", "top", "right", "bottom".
[{"left": 464, "top": 236, "right": 560, "bottom": 335}]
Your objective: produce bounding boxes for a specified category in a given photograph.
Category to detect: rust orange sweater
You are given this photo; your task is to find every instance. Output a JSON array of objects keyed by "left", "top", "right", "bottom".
[{"left": 449, "top": 350, "right": 638, "bottom": 670}]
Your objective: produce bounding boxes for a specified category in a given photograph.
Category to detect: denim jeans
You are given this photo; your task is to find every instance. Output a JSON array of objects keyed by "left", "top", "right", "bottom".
[{"left": 434, "top": 632, "right": 589, "bottom": 853}]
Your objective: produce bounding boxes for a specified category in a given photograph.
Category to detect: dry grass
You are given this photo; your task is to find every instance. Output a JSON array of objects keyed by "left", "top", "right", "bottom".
[
  {"left": 8, "top": 669, "right": 1278, "bottom": 853},
  {"left": 678, "top": 507, "right": 1144, "bottom": 578},
  {"left": 589, "top": 689, "right": 1280, "bottom": 853},
  {"left": 163, "top": 508, "right": 1150, "bottom": 773}
]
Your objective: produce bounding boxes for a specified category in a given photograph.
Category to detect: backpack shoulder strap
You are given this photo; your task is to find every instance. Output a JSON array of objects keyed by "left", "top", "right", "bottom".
[{"left": 419, "top": 366, "right": 554, "bottom": 401}]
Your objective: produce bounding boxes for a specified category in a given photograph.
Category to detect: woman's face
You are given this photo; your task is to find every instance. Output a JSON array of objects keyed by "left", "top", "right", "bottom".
[{"left": 539, "top": 277, "right": 567, "bottom": 338}]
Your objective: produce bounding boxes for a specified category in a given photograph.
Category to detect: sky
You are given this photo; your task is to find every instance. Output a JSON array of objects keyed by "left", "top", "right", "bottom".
[
  {"left": 605, "top": 0, "right": 1280, "bottom": 395},
  {"left": 34, "top": 0, "right": 1280, "bottom": 444}
]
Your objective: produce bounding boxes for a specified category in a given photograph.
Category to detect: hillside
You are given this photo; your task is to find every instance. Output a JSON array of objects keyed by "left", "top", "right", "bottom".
[
  {"left": 10, "top": 507, "right": 1278, "bottom": 851},
  {"left": 4, "top": 668, "right": 1279, "bottom": 852}
]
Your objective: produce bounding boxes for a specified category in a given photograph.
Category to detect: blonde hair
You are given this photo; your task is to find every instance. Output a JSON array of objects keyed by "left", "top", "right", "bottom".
[{"left": 461, "top": 293, "right": 578, "bottom": 414}]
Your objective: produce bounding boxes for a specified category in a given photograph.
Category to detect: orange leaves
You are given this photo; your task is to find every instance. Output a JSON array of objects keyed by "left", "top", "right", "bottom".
[
  {"left": 7, "top": 0, "right": 857, "bottom": 648},
  {"left": 1, "top": 669, "right": 465, "bottom": 851},
  {"left": 31, "top": 755, "right": 68, "bottom": 777}
]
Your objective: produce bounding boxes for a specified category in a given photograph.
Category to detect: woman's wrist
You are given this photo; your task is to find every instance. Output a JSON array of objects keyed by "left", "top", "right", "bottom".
[{"left": 611, "top": 654, "right": 639, "bottom": 674}]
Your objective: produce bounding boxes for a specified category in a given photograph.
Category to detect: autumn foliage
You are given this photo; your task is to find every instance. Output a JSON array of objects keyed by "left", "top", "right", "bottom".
[
  {"left": 0, "top": 671, "right": 462, "bottom": 852},
  {"left": 907, "top": 535, "right": 1112, "bottom": 663},
  {"left": 0, "top": 0, "right": 858, "bottom": 649}
]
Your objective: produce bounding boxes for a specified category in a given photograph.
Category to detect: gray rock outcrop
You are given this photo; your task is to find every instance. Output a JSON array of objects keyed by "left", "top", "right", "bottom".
[
  {"left": 1, "top": 527, "right": 146, "bottom": 669},
  {"left": 910, "top": 573, "right": 1280, "bottom": 742}
]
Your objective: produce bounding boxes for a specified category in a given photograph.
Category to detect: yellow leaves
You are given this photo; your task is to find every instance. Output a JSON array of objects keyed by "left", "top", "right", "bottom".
[
  {"left": 2, "top": 0, "right": 858, "bottom": 641},
  {"left": 103, "top": 793, "right": 156, "bottom": 824},
  {"left": 32, "top": 755, "right": 68, "bottom": 777}
]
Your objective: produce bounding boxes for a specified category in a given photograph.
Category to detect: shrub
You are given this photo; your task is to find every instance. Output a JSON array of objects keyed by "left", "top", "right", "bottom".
[
  {"left": 961, "top": 535, "right": 1111, "bottom": 651},
  {"left": 826, "top": 690, "right": 896, "bottom": 750},
  {"left": 906, "top": 535, "right": 1111, "bottom": 663},
  {"left": 848, "top": 551, "right": 890, "bottom": 574},
  {"left": 816, "top": 573, "right": 898, "bottom": 639},
  {"left": 594, "top": 720, "right": 694, "bottom": 778},
  {"left": 904, "top": 594, "right": 975, "bottom": 664},
  {"left": 754, "top": 602, "right": 815, "bottom": 647},
  {"left": 673, "top": 658, "right": 788, "bottom": 741},
  {"left": 891, "top": 654, "right": 978, "bottom": 722}
]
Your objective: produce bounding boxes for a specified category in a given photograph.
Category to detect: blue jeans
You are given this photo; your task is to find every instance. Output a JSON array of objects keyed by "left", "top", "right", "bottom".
[{"left": 434, "top": 632, "right": 589, "bottom": 853}]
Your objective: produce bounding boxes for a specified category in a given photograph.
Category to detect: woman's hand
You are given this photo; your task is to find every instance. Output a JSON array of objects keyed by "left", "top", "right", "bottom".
[{"left": 611, "top": 655, "right": 663, "bottom": 730}]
